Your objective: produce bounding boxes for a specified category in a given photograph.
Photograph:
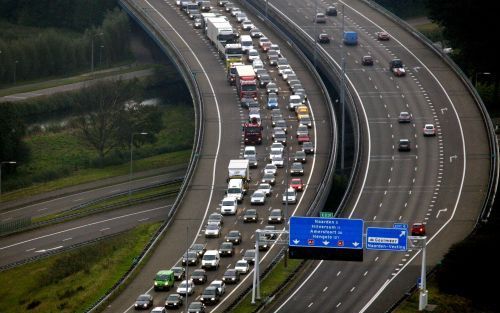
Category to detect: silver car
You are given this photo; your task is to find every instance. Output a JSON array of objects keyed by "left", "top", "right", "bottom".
[{"left": 250, "top": 190, "right": 266, "bottom": 205}]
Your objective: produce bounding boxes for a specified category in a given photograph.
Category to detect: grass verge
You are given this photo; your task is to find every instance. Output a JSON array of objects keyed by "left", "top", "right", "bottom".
[
  {"left": 1, "top": 149, "right": 190, "bottom": 203},
  {"left": 232, "top": 258, "right": 302, "bottom": 313},
  {"left": 0, "top": 222, "right": 161, "bottom": 313}
]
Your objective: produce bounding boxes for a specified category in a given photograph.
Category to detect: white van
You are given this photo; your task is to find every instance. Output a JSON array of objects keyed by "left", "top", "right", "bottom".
[
  {"left": 202, "top": 250, "right": 220, "bottom": 270},
  {"left": 240, "top": 35, "right": 253, "bottom": 53},
  {"left": 220, "top": 196, "right": 237, "bottom": 215},
  {"left": 227, "top": 179, "right": 244, "bottom": 202}
]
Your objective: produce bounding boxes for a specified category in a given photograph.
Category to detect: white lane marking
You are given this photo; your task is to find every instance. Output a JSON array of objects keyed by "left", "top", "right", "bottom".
[
  {"left": 73, "top": 198, "right": 84, "bottom": 202},
  {"left": 25, "top": 248, "right": 35, "bottom": 252},
  {"left": 308, "top": 302, "right": 313, "bottom": 308},
  {"left": 0, "top": 206, "right": 167, "bottom": 250},
  {"left": 35, "top": 245, "right": 63, "bottom": 253},
  {"left": 38, "top": 208, "right": 48, "bottom": 212},
  {"left": 138, "top": 218, "right": 150, "bottom": 222},
  {"left": 100, "top": 228, "right": 110, "bottom": 232},
  {"left": 323, "top": 286, "right": 328, "bottom": 292},
  {"left": 62, "top": 237, "right": 72, "bottom": 242}
]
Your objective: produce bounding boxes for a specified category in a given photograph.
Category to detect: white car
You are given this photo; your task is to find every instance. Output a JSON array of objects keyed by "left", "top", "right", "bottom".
[
  {"left": 288, "top": 95, "right": 302, "bottom": 110},
  {"left": 257, "top": 183, "right": 272, "bottom": 196},
  {"left": 209, "top": 280, "right": 226, "bottom": 295},
  {"left": 271, "top": 156, "right": 284, "bottom": 168},
  {"left": 242, "top": 20, "right": 254, "bottom": 30},
  {"left": 244, "top": 146, "right": 256, "bottom": 159},
  {"left": 264, "top": 163, "right": 277, "bottom": 176},
  {"left": 250, "top": 190, "right": 266, "bottom": 205},
  {"left": 176, "top": 279, "right": 195, "bottom": 296},
  {"left": 235, "top": 259, "right": 250, "bottom": 274},
  {"left": 248, "top": 49, "right": 259, "bottom": 62},
  {"left": 205, "top": 224, "right": 221, "bottom": 238},
  {"left": 282, "top": 69, "right": 295, "bottom": 80},
  {"left": 220, "top": 196, "right": 237, "bottom": 215},
  {"left": 423, "top": 123, "right": 436, "bottom": 136},
  {"left": 271, "top": 142, "right": 285, "bottom": 153},
  {"left": 236, "top": 12, "right": 247, "bottom": 23},
  {"left": 282, "top": 188, "right": 297, "bottom": 204}
]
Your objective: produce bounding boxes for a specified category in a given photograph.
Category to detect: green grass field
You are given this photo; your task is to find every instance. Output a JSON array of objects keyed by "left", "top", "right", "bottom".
[{"left": 0, "top": 222, "right": 161, "bottom": 313}]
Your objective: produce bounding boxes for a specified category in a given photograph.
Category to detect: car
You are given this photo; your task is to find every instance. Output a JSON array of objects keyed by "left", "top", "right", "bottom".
[
  {"left": 187, "top": 301, "right": 206, "bottom": 313},
  {"left": 219, "top": 241, "right": 235, "bottom": 257},
  {"left": 176, "top": 279, "right": 195, "bottom": 296},
  {"left": 264, "top": 225, "right": 277, "bottom": 239},
  {"left": 255, "top": 68, "right": 268, "bottom": 79},
  {"left": 281, "top": 68, "right": 294, "bottom": 81},
  {"left": 282, "top": 188, "right": 297, "bottom": 204},
  {"left": 250, "top": 190, "right": 266, "bottom": 205},
  {"left": 243, "top": 249, "right": 256, "bottom": 264},
  {"left": 207, "top": 212, "right": 223, "bottom": 226},
  {"left": 293, "top": 150, "right": 307, "bottom": 163},
  {"left": 398, "top": 139, "right": 411, "bottom": 151},
  {"left": 259, "top": 36, "right": 270, "bottom": 48},
  {"left": 224, "top": 3, "right": 235, "bottom": 12},
  {"left": 290, "top": 178, "right": 304, "bottom": 191},
  {"left": 268, "top": 54, "right": 279, "bottom": 66},
  {"left": 294, "top": 89, "right": 308, "bottom": 103},
  {"left": 201, "top": 250, "right": 220, "bottom": 270},
  {"left": 302, "top": 141, "right": 315, "bottom": 154},
  {"left": 273, "top": 129, "right": 287, "bottom": 146},
  {"left": 165, "top": 293, "right": 184, "bottom": 309},
  {"left": 423, "top": 123, "right": 436, "bottom": 136},
  {"left": 193, "top": 18, "right": 203, "bottom": 29},
  {"left": 377, "top": 31, "right": 390, "bottom": 41},
  {"left": 269, "top": 44, "right": 280, "bottom": 54},
  {"left": 234, "top": 259, "right": 250, "bottom": 274},
  {"left": 248, "top": 49, "right": 259, "bottom": 62},
  {"left": 230, "top": 7, "right": 241, "bottom": 16},
  {"left": 362, "top": 55, "right": 374, "bottom": 66},
  {"left": 190, "top": 269, "right": 208, "bottom": 285},
  {"left": 242, "top": 20, "right": 254, "bottom": 30},
  {"left": 289, "top": 95, "right": 302, "bottom": 110},
  {"left": 244, "top": 146, "right": 257, "bottom": 165},
  {"left": 315, "top": 12, "right": 326, "bottom": 23},
  {"left": 200, "top": 286, "right": 220, "bottom": 305},
  {"left": 209, "top": 280, "right": 226, "bottom": 295},
  {"left": 250, "top": 27, "right": 263, "bottom": 38},
  {"left": 298, "top": 115, "right": 313, "bottom": 128},
  {"left": 259, "top": 73, "right": 272, "bottom": 87},
  {"left": 325, "top": 6, "right": 337, "bottom": 16},
  {"left": 170, "top": 267, "right": 185, "bottom": 281},
  {"left": 296, "top": 124, "right": 309, "bottom": 137},
  {"left": 257, "top": 233, "right": 270, "bottom": 251},
  {"left": 199, "top": 1, "right": 211, "bottom": 11},
  {"left": 272, "top": 156, "right": 284, "bottom": 168},
  {"left": 190, "top": 243, "right": 207, "bottom": 258},
  {"left": 398, "top": 111, "right": 412, "bottom": 123},
  {"left": 243, "top": 99, "right": 259, "bottom": 109},
  {"left": 218, "top": 0, "right": 229, "bottom": 6},
  {"left": 182, "top": 250, "right": 199, "bottom": 266},
  {"left": 134, "top": 294, "right": 153, "bottom": 310},
  {"left": 273, "top": 119, "right": 287, "bottom": 133},
  {"left": 389, "top": 59, "right": 406, "bottom": 76},
  {"left": 222, "top": 269, "right": 241, "bottom": 284},
  {"left": 267, "top": 82, "right": 278, "bottom": 94},
  {"left": 257, "top": 183, "right": 273, "bottom": 196},
  {"left": 264, "top": 163, "right": 278, "bottom": 176},
  {"left": 268, "top": 208, "right": 284, "bottom": 224},
  {"left": 236, "top": 12, "right": 247, "bottom": 23},
  {"left": 154, "top": 270, "right": 175, "bottom": 290},
  {"left": 268, "top": 49, "right": 280, "bottom": 58},
  {"left": 290, "top": 162, "right": 304, "bottom": 176},
  {"left": 205, "top": 224, "right": 221, "bottom": 238},
  {"left": 225, "top": 230, "right": 242, "bottom": 244},
  {"left": 243, "top": 208, "right": 258, "bottom": 222},
  {"left": 290, "top": 82, "right": 303, "bottom": 93},
  {"left": 150, "top": 307, "right": 167, "bottom": 313},
  {"left": 261, "top": 41, "right": 272, "bottom": 52},
  {"left": 411, "top": 223, "right": 426, "bottom": 236},
  {"left": 261, "top": 172, "right": 276, "bottom": 185},
  {"left": 220, "top": 196, "right": 237, "bottom": 215},
  {"left": 297, "top": 134, "right": 311, "bottom": 144},
  {"left": 318, "top": 33, "right": 330, "bottom": 43},
  {"left": 267, "top": 92, "right": 279, "bottom": 109}
]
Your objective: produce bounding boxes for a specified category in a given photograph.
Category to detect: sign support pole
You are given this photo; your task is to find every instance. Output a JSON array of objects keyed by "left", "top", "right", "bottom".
[{"left": 419, "top": 236, "right": 428, "bottom": 310}]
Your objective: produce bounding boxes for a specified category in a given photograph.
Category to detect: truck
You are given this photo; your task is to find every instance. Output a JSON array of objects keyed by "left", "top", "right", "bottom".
[
  {"left": 228, "top": 159, "right": 250, "bottom": 181},
  {"left": 224, "top": 43, "right": 243, "bottom": 68},
  {"left": 235, "top": 65, "right": 258, "bottom": 103},
  {"left": 343, "top": 31, "right": 358, "bottom": 45},
  {"left": 206, "top": 17, "right": 237, "bottom": 48},
  {"left": 243, "top": 119, "right": 263, "bottom": 145},
  {"left": 389, "top": 59, "right": 406, "bottom": 76}
]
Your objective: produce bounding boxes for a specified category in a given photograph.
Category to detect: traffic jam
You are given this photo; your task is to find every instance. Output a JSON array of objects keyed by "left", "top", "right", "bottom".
[{"left": 135, "top": 0, "right": 316, "bottom": 312}]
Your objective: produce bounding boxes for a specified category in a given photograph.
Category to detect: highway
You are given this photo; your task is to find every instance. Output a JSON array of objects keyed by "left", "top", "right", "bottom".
[
  {"left": 100, "top": 0, "right": 335, "bottom": 311},
  {"left": 0, "top": 200, "right": 174, "bottom": 268},
  {"left": 247, "top": 0, "right": 492, "bottom": 312}
]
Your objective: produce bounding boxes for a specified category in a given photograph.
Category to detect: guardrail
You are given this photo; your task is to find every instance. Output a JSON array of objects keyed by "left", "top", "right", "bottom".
[
  {"left": 85, "top": 0, "right": 205, "bottom": 311},
  {"left": 242, "top": 0, "right": 363, "bottom": 216},
  {"left": 360, "top": 0, "right": 498, "bottom": 223}
]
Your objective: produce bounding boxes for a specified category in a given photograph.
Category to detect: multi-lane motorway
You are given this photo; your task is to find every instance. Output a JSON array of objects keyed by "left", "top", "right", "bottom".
[{"left": 248, "top": 0, "right": 493, "bottom": 312}]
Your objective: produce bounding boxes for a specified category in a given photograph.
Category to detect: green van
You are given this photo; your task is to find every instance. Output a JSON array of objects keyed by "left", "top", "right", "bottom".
[{"left": 154, "top": 270, "right": 175, "bottom": 291}]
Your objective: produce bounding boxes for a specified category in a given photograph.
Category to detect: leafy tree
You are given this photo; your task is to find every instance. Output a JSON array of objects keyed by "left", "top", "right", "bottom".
[{"left": 0, "top": 103, "right": 30, "bottom": 169}]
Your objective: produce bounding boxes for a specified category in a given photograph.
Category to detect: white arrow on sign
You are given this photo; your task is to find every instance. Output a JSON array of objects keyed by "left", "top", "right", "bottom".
[
  {"left": 323, "top": 240, "right": 330, "bottom": 245},
  {"left": 352, "top": 241, "right": 360, "bottom": 247},
  {"left": 293, "top": 239, "right": 300, "bottom": 245},
  {"left": 399, "top": 231, "right": 406, "bottom": 237}
]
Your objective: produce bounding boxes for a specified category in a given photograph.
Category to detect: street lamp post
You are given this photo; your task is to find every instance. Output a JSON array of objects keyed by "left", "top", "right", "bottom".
[
  {"left": 13, "top": 60, "right": 19, "bottom": 84},
  {"left": 129, "top": 132, "right": 148, "bottom": 198},
  {"left": 0, "top": 161, "right": 17, "bottom": 201},
  {"left": 99, "top": 45, "right": 104, "bottom": 67},
  {"left": 91, "top": 32, "right": 104, "bottom": 73}
]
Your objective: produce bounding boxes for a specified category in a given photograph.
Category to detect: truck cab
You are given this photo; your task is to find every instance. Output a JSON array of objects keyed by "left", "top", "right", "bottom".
[
  {"left": 227, "top": 179, "right": 245, "bottom": 202},
  {"left": 343, "top": 31, "right": 358, "bottom": 45}
]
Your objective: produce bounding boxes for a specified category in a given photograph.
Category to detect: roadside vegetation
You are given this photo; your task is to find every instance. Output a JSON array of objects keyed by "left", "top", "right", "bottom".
[{"left": 0, "top": 222, "right": 161, "bottom": 313}]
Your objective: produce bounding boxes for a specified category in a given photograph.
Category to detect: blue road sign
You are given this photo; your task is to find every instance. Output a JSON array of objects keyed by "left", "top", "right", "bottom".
[
  {"left": 393, "top": 223, "right": 408, "bottom": 229},
  {"left": 366, "top": 227, "right": 408, "bottom": 251},
  {"left": 289, "top": 217, "right": 363, "bottom": 250}
]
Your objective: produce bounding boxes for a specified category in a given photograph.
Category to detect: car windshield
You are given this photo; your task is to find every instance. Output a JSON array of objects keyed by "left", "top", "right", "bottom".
[
  {"left": 228, "top": 231, "right": 239, "bottom": 236},
  {"left": 207, "top": 224, "right": 218, "bottom": 230},
  {"left": 246, "top": 209, "right": 256, "bottom": 215},
  {"left": 242, "top": 85, "right": 257, "bottom": 91},
  {"left": 286, "top": 190, "right": 295, "bottom": 196},
  {"left": 138, "top": 295, "right": 150, "bottom": 301},
  {"left": 271, "top": 210, "right": 281, "bottom": 216},
  {"left": 156, "top": 274, "right": 168, "bottom": 280},
  {"left": 204, "top": 255, "right": 215, "bottom": 260},
  {"left": 222, "top": 200, "right": 235, "bottom": 206},
  {"left": 190, "top": 303, "right": 202, "bottom": 309},
  {"left": 236, "top": 261, "right": 247, "bottom": 266},
  {"left": 253, "top": 192, "right": 264, "bottom": 197}
]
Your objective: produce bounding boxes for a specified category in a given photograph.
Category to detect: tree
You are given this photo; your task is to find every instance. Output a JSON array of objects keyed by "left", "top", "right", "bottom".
[{"left": 0, "top": 103, "right": 30, "bottom": 168}]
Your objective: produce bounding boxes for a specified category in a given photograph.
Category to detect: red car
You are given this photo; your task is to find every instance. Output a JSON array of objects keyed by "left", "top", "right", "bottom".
[
  {"left": 289, "top": 178, "right": 304, "bottom": 191},
  {"left": 377, "top": 31, "right": 390, "bottom": 41},
  {"left": 297, "top": 134, "right": 310, "bottom": 144},
  {"left": 411, "top": 223, "right": 426, "bottom": 236}
]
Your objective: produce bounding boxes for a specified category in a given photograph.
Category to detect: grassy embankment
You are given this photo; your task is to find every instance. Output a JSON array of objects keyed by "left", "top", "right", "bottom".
[{"left": 0, "top": 222, "right": 161, "bottom": 313}]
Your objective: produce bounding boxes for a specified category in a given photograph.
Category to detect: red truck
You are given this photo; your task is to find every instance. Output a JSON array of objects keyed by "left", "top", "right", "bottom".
[
  {"left": 235, "top": 65, "right": 257, "bottom": 103},
  {"left": 243, "top": 118, "right": 263, "bottom": 145}
]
